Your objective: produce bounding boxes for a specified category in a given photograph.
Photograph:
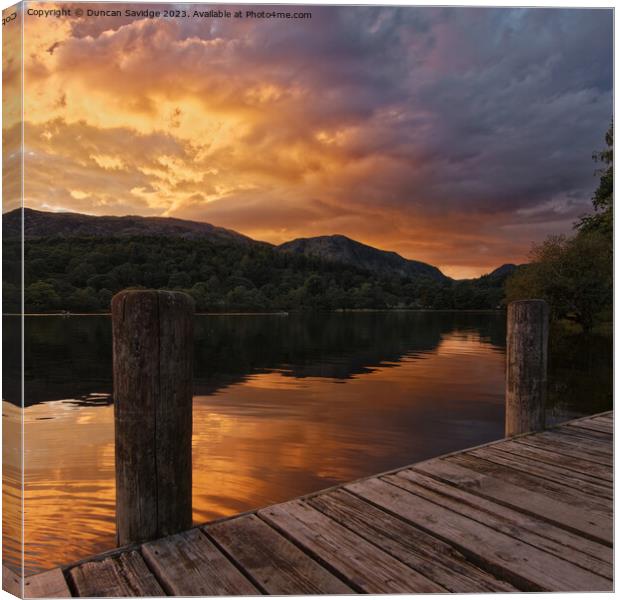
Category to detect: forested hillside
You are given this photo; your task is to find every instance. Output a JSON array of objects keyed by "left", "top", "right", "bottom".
[{"left": 3, "top": 236, "right": 510, "bottom": 313}]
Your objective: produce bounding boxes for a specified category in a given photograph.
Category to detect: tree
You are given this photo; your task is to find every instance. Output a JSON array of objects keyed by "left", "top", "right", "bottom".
[
  {"left": 577, "top": 121, "right": 613, "bottom": 238},
  {"left": 68, "top": 287, "right": 99, "bottom": 312},
  {"left": 505, "top": 232, "right": 611, "bottom": 332},
  {"left": 69, "top": 263, "right": 96, "bottom": 286},
  {"left": 168, "top": 271, "right": 191, "bottom": 289},
  {"left": 25, "top": 282, "right": 60, "bottom": 312}
]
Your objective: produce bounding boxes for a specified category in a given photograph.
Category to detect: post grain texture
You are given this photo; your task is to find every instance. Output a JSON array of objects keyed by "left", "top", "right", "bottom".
[
  {"left": 505, "top": 299, "right": 549, "bottom": 437},
  {"left": 112, "top": 290, "right": 194, "bottom": 546}
]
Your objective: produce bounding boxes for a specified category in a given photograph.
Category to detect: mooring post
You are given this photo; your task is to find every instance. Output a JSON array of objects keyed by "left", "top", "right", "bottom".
[
  {"left": 111, "top": 289, "right": 194, "bottom": 546},
  {"left": 505, "top": 299, "right": 549, "bottom": 437}
]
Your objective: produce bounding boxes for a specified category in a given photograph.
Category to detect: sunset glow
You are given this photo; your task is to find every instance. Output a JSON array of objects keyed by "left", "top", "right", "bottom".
[{"left": 10, "top": 4, "right": 613, "bottom": 277}]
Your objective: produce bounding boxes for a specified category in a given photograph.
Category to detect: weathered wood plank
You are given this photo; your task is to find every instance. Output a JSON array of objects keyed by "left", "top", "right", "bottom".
[
  {"left": 24, "top": 569, "right": 71, "bottom": 598},
  {"left": 389, "top": 468, "right": 612, "bottom": 579},
  {"left": 543, "top": 428, "right": 613, "bottom": 455},
  {"left": 564, "top": 414, "right": 613, "bottom": 429},
  {"left": 141, "top": 528, "right": 258, "bottom": 596},
  {"left": 595, "top": 414, "right": 613, "bottom": 423},
  {"left": 493, "top": 439, "right": 612, "bottom": 482},
  {"left": 468, "top": 446, "right": 612, "bottom": 500},
  {"left": 346, "top": 477, "right": 611, "bottom": 591},
  {"left": 414, "top": 457, "right": 611, "bottom": 544},
  {"left": 448, "top": 453, "right": 612, "bottom": 515},
  {"left": 558, "top": 423, "right": 612, "bottom": 441},
  {"left": 593, "top": 411, "right": 613, "bottom": 419},
  {"left": 68, "top": 551, "right": 164, "bottom": 597},
  {"left": 566, "top": 420, "right": 613, "bottom": 435},
  {"left": 516, "top": 434, "right": 612, "bottom": 466},
  {"left": 308, "top": 489, "right": 516, "bottom": 592},
  {"left": 531, "top": 430, "right": 613, "bottom": 459},
  {"left": 259, "top": 500, "right": 447, "bottom": 593},
  {"left": 593, "top": 413, "right": 613, "bottom": 424},
  {"left": 205, "top": 514, "right": 352, "bottom": 594}
]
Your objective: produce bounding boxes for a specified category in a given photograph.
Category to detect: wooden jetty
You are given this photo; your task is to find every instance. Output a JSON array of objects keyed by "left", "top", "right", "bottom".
[{"left": 25, "top": 410, "right": 613, "bottom": 596}]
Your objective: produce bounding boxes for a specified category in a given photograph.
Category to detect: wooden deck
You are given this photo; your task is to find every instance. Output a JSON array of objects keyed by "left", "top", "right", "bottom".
[{"left": 25, "top": 412, "right": 613, "bottom": 596}]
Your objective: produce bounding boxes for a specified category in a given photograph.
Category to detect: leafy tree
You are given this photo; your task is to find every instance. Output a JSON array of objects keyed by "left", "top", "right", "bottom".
[
  {"left": 68, "top": 287, "right": 99, "bottom": 312},
  {"left": 577, "top": 121, "right": 613, "bottom": 238},
  {"left": 506, "top": 232, "right": 611, "bottom": 332},
  {"left": 69, "top": 262, "right": 96, "bottom": 286},
  {"left": 168, "top": 271, "right": 191, "bottom": 289},
  {"left": 87, "top": 273, "right": 119, "bottom": 291},
  {"left": 25, "top": 282, "right": 61, "bottom": 312}
]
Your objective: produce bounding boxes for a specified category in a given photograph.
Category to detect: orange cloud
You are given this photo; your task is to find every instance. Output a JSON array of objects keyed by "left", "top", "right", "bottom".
[{"left": 11, "top": 4, "right": 612, "bottom": 276}]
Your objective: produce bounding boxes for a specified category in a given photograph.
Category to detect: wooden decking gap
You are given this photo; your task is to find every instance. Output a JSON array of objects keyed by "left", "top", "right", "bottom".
[{"left": 23, "top": 412, "right": 613, "bottom": 596}]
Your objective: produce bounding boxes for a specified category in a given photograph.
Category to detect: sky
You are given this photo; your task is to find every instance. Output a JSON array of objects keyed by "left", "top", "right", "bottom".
[{"left": 5, "top": 3, "right": 613, "bottom": 277}]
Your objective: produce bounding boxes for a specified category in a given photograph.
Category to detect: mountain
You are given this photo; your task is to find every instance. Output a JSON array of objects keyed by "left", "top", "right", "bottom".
[
  {"left": 3, "top": 208, "right": 258, "bottom": 246},
  {"left": 278, "top": 234, "right": 449, "bottom": 282},
  {"left": 485, "top": 263, "right": 522, "bottom": 280},
  {"left": 4, "top": 209, "right": 521, "bottom": 313},
  {"left": 5, "top": 209, "right": 517, "bottom": 284}
]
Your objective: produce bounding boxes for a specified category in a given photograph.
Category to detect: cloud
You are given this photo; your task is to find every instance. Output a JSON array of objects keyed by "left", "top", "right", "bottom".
[{"left": 16, "top": 4, "right": 613, "bottom": 277}]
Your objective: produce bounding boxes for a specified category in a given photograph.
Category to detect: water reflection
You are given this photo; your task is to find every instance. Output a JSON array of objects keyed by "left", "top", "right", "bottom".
[
  {"left": 3, "top": 402, "right": 23, "bottom": 579},
  {"left": 2, "top": 312, "right": 611, "bottom": 575},
  {"left": 5, "top": 312, "right": 506, "bottom": 406}
]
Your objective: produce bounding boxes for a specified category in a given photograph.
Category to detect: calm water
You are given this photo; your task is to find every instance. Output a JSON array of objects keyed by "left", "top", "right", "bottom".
[{"left": 2, "top": 312, "right": 612, "bottom": 574}]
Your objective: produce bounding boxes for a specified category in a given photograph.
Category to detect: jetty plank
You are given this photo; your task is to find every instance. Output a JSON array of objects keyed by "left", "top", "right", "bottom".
[
  {"left": 259, "top": 500, "right": 447, "bottom": 593},
  {"left": 308, "top": 489, "right": 517, "bottom": 592},
  {"left": 448, "top": 453, "right": 612, "bottom": 514},
  {"left": 538, "top": 429, "right": 613, "bottom": 456},
  {"left": 141, "top": 528, "right": 258, "bottom": 596},
  {"left": 557, "top": 423, "right": 612, "bottom": 442},
  {"left": 493, "top": 439, "right": 613, "bottom": 482},
  {"left": 68, "top": 552, "right": 164, "bottom": 597},
  {"left": 468, "top": 446, "right": 612, "bottom": 499},
  {"left": 388, "top": 469, "right": 612, "bottom": 579},
  {"left": 514, "top": 434, "right": 612, "bottom": 466},
  {"left": 24, "top": 569, "right": 71, "bottom": 598},
  {"left": 205, "top": 514, "right": 353, "bottom": 594},
  {"left": 346, "top": 476, "right": 611, "bottom": 591},
  {"left": 414, "top": 456, "right": 611, "bottom": 544},
  {"left": 594, "top": 412, "right": 613, "bottom": 423},
  {"left": 566, "top": 420, "right": 613, "bottom": 435}
]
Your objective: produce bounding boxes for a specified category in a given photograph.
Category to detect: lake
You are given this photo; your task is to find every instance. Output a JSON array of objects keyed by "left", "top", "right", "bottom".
[{"left": 2, "top": 311, "right": 612, "bottom": 575}]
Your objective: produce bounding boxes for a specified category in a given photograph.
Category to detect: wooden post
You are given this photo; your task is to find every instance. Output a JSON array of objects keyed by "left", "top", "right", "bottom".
[
  {"left": 505, "top": 299, "right": 549, "bottom": 437},
  {"left": 112, "top": 290, "right": 194, "bottom": 546}
]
